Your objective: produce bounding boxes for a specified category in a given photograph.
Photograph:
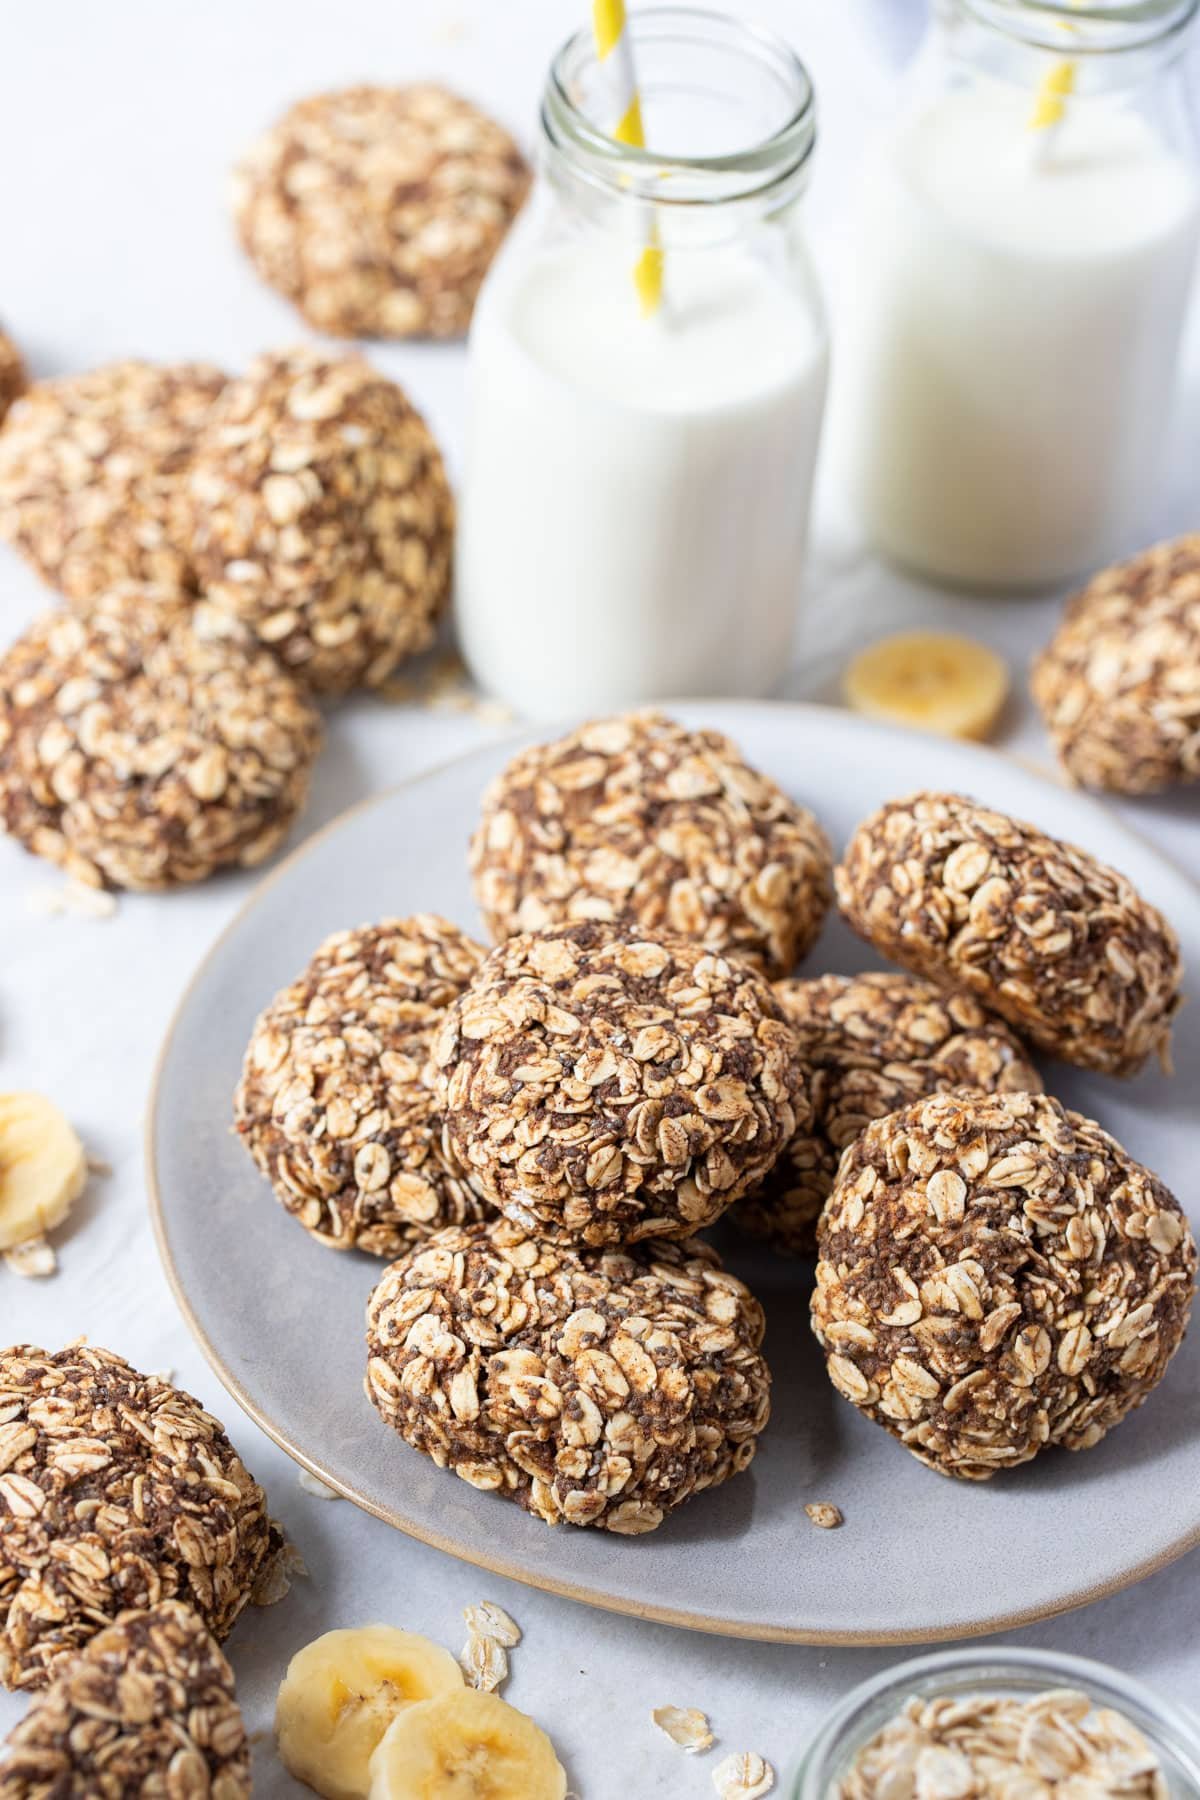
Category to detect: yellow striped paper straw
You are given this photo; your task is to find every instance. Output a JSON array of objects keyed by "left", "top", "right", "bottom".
[
  {"left": 592, "top": 0, "right": 664, "bottom": 316},
  {"left": 1028, "top": 0, "right": 1084, "bottom": 135}
]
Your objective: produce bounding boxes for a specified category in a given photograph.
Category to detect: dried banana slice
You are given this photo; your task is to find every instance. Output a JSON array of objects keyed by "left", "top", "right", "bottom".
[
  {"left": 275, "top": 1624, "right": 464, "bottom": 1800},
  {"left": 844, "top": 631, "right": 1009, "bottom": 741},
  {"left": 0, "top": 1091, "right": 87, "bottom": 1253},
  {"left": 368, "top": 1689, "right": 567, "bottom": 1800}
]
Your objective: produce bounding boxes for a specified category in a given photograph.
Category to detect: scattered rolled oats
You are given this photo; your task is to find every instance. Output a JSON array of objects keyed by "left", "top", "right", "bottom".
[
  {"left": 0, "top": 360, "right": 225, "bottom": 601},
  {"left": 811, "top": 1090, "right": 1197, "bottom": 1480},
  {"left": 0, "top": 1344, "right": 277, "bottom": 1689},
  {"left": 462, "top": 1602, "right": 520, "bottom": 1649},
  {"left": 434, "top": 920, "right": 807, "bottom": 1246},
  {"left": 365, "top": 1217, "right": 770, "bottom": 1533},
  {"left": 0, "top": 330, "right": 25, "bottom": 426},
  {"left": 1, "top": 1241, "right": 55, "bottom": 1281},
  {"left": 459, "top": 1631, "right": 508, "bottom": 1694},
  {"left": 296, "top": 1469, "right": 340, "bottom": 1500},
  {"left": 236, "top": 916, "right": 490, "bottom": 1255},
  {"left": 471, "top": 712, "right": 833, "bottom": 979},
  {"left": 712, "top": 1750, "right": 775, "bottom": 1798},
  {"left": 804, "top": 1502, "right": 843, "bottom": 1530},
  {"left": 1033, "top": 534, "right": 1200, "bottom": 796},
  {"left": 0, "top": 584, "right": 323, "bottom": 890},
  {"left": 736, "top": 973, "right": 1041, "bottom": 1256},
  {"left": 835, "top": 1687, "right": 1167, "bottom": 1798},
  {"left": 835, "top": 791, "right": 1182, "bottom": 1077},
  {"left": 232, "top": 85, "right": 531, "bottom": 339},
  {"left": 186, "top": 347, "right": 453, "bottom": 694},
  {"left": 250, "top": 1540, "right": 307, "bottom": 1610},
  {"left": 0, "top": 1601, "right": 249, "bottom": 1799},
  {"left": 651, "top": 1706, "right": 714, "bottom": 1754}
]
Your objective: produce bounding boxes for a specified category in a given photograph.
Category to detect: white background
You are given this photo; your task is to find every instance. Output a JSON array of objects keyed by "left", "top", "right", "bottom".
[{"left": 1, "top": 2, "right": 1199, "bottom": 1795}]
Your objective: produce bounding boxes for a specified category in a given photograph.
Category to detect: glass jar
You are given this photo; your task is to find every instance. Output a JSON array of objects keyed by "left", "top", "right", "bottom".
[
  {"left": 456, "top": 7, "right": 829, "bottom": 721},
  {"left": 841, "top": 0, "right": 1200, "bottom": 592},
  {"left": 791, "top": 1648, "right": 1200, "bottom": 1798}
]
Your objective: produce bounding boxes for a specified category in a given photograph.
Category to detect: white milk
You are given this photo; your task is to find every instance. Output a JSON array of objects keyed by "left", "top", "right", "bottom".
[
  {"left": 845, "top": 87, "right": 1200, "bottom": 590},
  {"left": 456, "top": 242, "right": 829, "bottom": 720}
]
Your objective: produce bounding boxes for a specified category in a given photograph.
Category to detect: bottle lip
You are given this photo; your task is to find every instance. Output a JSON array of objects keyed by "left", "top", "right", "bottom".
[
  {"left": 541, "top": 5, "right": 817, "bottom": 209},
  {"left": 791, "top": 1647, "right": 1200, "bottom": 1800},
  {"left": 959, "top": 0, "right": 1200, "bottom": 54}
]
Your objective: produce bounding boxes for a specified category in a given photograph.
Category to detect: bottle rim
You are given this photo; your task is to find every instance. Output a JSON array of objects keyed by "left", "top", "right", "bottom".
[
  {"left": 791, "top": 1646, "right": 1200, "bottom": 1800},
  {"left": 541, "top": 5, "right": 817, "bottom": 210},
  {"left": 959, "top": 0, "right": 1200, "bottom": 55}
]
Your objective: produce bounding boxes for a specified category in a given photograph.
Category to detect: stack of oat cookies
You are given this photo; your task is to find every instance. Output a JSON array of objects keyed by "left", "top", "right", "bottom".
[{"left": 234, "top": 709, "right": 1197, "bottom": 1534}]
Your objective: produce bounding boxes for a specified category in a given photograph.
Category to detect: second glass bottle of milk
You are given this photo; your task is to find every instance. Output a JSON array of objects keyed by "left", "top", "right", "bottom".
[
  {"left": 457, "top": 7, "right": 829, "bottom": 720},
  {"left": 844, "top": 0, "right": 1200, "bottom": 591}
]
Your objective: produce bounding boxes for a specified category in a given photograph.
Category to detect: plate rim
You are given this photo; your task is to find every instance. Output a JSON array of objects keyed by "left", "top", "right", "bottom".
[{"left": 146, "top": 699, "right": 1200, "bottom": 1646}]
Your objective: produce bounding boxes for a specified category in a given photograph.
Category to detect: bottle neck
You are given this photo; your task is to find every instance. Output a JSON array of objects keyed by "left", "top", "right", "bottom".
[
  {"left": 539, "top": 6, "right": 817, "bottom": 239},
  {"left": 940, "top": 0, "right": 1198, "bottom": 96}
]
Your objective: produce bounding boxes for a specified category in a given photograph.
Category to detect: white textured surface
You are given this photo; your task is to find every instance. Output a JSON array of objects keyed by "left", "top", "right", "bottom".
[{"left": 0, "top": 3, "right": 1198, "bottom": 1796}]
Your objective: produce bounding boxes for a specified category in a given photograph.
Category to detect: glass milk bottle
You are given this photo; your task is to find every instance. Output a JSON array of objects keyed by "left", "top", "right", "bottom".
[
  {"left": 844, "top": 0, "right": 1200, "bottom": 591},
  {"left": 456, "top": 7, "right": 829, "bottom": 720}
]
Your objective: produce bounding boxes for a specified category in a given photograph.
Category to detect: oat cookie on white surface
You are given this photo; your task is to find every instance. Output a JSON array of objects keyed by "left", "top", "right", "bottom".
[
  {"left": 1033, "top": 534, "right": 1200, "bottom": 796},
  {"left": 834, "top": 791, "right": 1182, "bottom": 1077},
  {"left": 433, "top": 919, "right": 807, "bottom": 1246},
  {"left": 366, "top": 1218, "right": 770, "bottom": 1533},
  {"left": 737, "top": 973, "right": 1042, "bottom": 1256},
  {"left": 232, "top": 84, "right": 531, "bottom": 339},
  {"left": 0, "top": 585, "right": 323, "bottom": 890},
  {"left": 811, "top": 1089, "right": 1196, "bottom": 1481},
  {"left": 0, "top": 360, "right": 225, "bottom": 601},
  {"left": 186, "top": 347, "right": 453, "bottom": 694},
  {"left": 0, "top": 1601, "right": 249, "bottom": 1798},
  {"left": 0, "top": 1345, "right": 276, "bottom": 1691},
  {"left": 470, "top": 712, "right": 833, "bottom": 980},
  {"left": 236, "top": 915, "right": 491, "bottom": 1255},
  {"left": 0, "top": 332, "right": 25, "bottom": 426}
]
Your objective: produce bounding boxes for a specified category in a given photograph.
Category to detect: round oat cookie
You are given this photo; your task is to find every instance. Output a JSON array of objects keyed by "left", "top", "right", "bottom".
[
  {"left": 834, "top": 791, "right": 1181, "bottom": 1078},
  {"left": 470, "top": 712, "right": 833, "bottom": 979},
  {"left": 433, "top": 920, "right": 807, "bottom": 1247},
  {"left": 0, "top": 585, "right": 323, "bottom": 891},
  {"left": 186, "top": 348, "right": 453, "bottom": 694},
  {"left": 0, "top": 1346, "right": 277, "bottom": 1692},
  {"left": 811, "top": 1089, "right": 1196, "bottom": 1481},
  {"left": 232, "top": 85, "right": 531, "bottom": 339},
  {"left": 736, "top": 973, "right": 1042, "bottom": 1257},
  {"left": 0, "top": 1601, "right": 249, "bottom": 1798},
  {"left": 1032, "top": 535, "right": 1200, "bottom": 796},
  {"left": 366, "top": 1218, "right": 770, "bottom": 1533},
  {"left": 0, "top": 330, "right": 25, "bottom": 425},
  {"left": 236, "top": 915, "right": 491, "bottom": 1255},
  {"left": 0, "top": 360, "right": 225, "bottom": 602}
]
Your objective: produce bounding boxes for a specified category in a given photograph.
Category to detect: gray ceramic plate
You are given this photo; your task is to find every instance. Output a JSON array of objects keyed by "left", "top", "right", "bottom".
[{"left": 148, "top": 702, "right": 1200, "bottom": 1645}]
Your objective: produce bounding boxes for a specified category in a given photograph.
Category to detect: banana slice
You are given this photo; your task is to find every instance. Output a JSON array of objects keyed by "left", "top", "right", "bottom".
[
  {"left": 368, "top": 1690, "right": 567, "bottom": 1800},
  {"left": 276, "top": 1625, "right": 465, "bottom": 1800},
  {"left": 0, "top": 1091, "right": 87, "bottom": 1253},
  {"left": 844, "top": 631, "right": 1010, "bottom": 741}
]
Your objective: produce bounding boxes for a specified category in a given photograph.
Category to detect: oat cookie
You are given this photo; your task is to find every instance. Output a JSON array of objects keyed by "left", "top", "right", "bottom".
[
  {"left": 186, "top": 348, "right": 453, "bottom": 693},
  {"left": 232, "top": 85, "right": 530, "bottom": 339},
  {"left": 434, "top": 921, "right": 807, "bottom": 1246},
  {"left": 0, "top": 1346, "right": 276, "bottom": 1691},
  {"left": 470, "top": 713, "right": 833, "bottom": 979},
  {"left": 0, "top": 332, "right": 25, "bottom": 426},
  {"left": 366, "top": 1218, "right": 770, "bottom": 1532},
  {"left": 0, "top": 585, "right": 323, "bottom": 890},
  {"left": 0, "top": 1601, "right": 249, "bottom": 1798},
  {"left": 834, "top": 791, "right": 1181, "bottom": 1077},
  {"left": 737, "top": 973, "right": 1042, "bottom": 1256},
  {"left": 1032, "top": 535, "right": 1200, "bottom": 795},
  {"left": 0, "top": 360, "right": 225, "bottom": 602},
  {"left": 236, "top": 915, "right": 490, "bottom": 1255},
  {"left": 811, "top": 1089, "right": 1196, "bottom": 1480}
]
